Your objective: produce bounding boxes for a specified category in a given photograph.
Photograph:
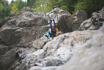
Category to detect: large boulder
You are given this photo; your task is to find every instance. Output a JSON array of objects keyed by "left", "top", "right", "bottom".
[
  {"left": 0, "top": 29, "right": 21, "bottom": 46},
  {"left": 56, "top": 27, "right": 104, "bottom": 70},
  {"left": 73, "top": 10, "right": 87, "bottom": 23},
  {"left": 1, "top": 8, "right": 104, "bottom": 70},
  {"left": 73, "top": 10, "right": 87, "bottom": 30},
  {"left": 79, "top": 8, "right": 104, "bottom": 30},
  {"left": 0, "top": 45, "right": 9, "bottom": 57},
  {"left": 47, "top": 8, "right": 88, "bottom": 33},
  {"left": 47, "top": 8, "right": 73, "bottom": 33},
  {"left": 0, "top": 48, "right": 17, "bottom": 70},
  {"left": 57, "top": 14, "right": 73, "bottom": 33},
  {"left": 0, "top": 10, "right": 49, "bottom": 70},
  {"left": 99, "top": 7, "right": 104, "bottom": 19},
  {"left": 18, "top": 25, "right": 104, "bottom": 70},
  {"left": 0, "top": 11, "right": 48, "bottom": 47},
  {"left": 79, "top": 18, "right": 97, "bottom": 30},
  {"left": 47, "top": 8, "right": 70, "bottom": 23}
]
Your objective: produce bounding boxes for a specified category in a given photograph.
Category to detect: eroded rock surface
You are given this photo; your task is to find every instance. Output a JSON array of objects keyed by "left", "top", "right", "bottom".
[
  {"left": 79, "top": 8, "right": 104, "bottom": 30},
  {"left": 16, "top": 24, "right": 104, "bottom": 70},
  {"left": 0, "top": 8, "right": 104, "bottom": 70}
]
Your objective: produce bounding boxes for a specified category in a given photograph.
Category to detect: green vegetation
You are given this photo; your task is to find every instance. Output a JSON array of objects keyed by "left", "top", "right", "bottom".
[
  {"left": 10, "top": 0, "right": 26, "bottom": 15},
  {"left": 75, "top": 0, "right": 104, "bottom": 15},
  {"left": 0, "top": 0, "right": 104, "bottom": 19},
  {"left": 32, "top": 0, "right": 104, "bottom": 14},
  {"left": 0, "top": 0, "right": 10, "bottom": 19},
  {"left": 0, "top": 0, "right": 26, "bottom": 19}
]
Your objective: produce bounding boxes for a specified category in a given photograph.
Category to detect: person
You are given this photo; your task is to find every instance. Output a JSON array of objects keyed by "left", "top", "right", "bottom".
[
  {"left": 43, "top": 19, "right": 62, "bottom": 42},
  {"left": 49, "top": 19, "right": 56, "bottom": 38}
]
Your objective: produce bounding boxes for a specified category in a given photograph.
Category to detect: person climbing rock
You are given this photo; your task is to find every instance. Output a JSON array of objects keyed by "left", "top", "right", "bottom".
[{"left": 49, "top": 19, "right": 56, "bottom": 38}]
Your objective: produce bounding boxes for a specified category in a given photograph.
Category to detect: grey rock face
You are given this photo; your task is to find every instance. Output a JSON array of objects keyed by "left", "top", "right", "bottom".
[
  {"left": 1, "top": 8, "right": 104, "bottom": 70},
  {"left": 47, "top": 8, "right": 88, "bottom": 33},
  {"left": 20, "top": 25, "right": 104, "bottom": 70},
  {"left": 0, "top": 48, "right": 17, "bottom": 70},
  {"left": 56, "top": 27, "right": 104, "bottom": 70},
  {"left": 47, "top": 8, "right": 73, "bottom": 33},
  {"left": 0, "top": 29, "right": 21, "bottom": 45},
  {"left": 0, "top": 11, "right": 49, "bottom": 70},
  {"left": 73, "top": 10, "right": 87, "bottom": 30},
  {"left": 57, "top": 14, "right": 73, "bottom": 33},
  {"left": 32, "top": 37, "right": 47, "bottom": 49},
  {"left": 0, "top": 11, "right": 48, "bottom": 47},
  {"left": 47, "top": 8, "right": 70, "bottom": 23},
  {"left": 0, "top": 45, "right": 9, "bottom": 56},
  {"left": 99, "top": 7, "right": 104, "bottom": 19},
  {"left": 79, "top": 8, "right": 104, "bottom": 30}
]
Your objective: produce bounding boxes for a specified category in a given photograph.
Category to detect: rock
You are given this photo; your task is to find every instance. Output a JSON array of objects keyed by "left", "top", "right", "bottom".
[
  {"left": 20, "top": 49, "right": 45, "bottom": 69},
  {"left": 0, "top": 11, "right": 48, "bottom": 47},
  {"left": 0, "top": 29, "right": 21, "bottom": 45},
  {"left": 13, "top": 62, "right": 27, "bottom": 70},
  {"left": 16, "top": 26, "right": 48, "bottom": 47},
  {"left": 53, "top": 47, "right": 72, "bottom": 62},
  {"left": 47, "top": 8, "right": 70, "bottom": 23},
  {"left": 15, "top": 21, "right": 104, "bottom": 70},
  {"left": 40, "top": 56, "right": 63, "bottom": 66},
  {"left": 28, "top": 30, "right": 94, "bottom": 69},
  {"left": 47, "top": 8, "right": 88, "bottom": 33},
  {"left": 56, "top": 29, "right": 104, "bottom": 70},
  {"left": 99, "top": 7, "right": 104, "bottom": 19},
  {"left": 29, "top": 66, "right": 57, "bottom": 70},
  {"left": 1, "top": 7, "right": 104, "bottom": 70},
  {"left": 0, "top": 45, "right": 9, "bottom": 56},
  {"left": 79, "top": 17, "right": 104, "bottom": 30},
  {"left": 0, "top": 48, "right": 17, "bottom": 70},
  {"left": 73, "top": 10, "right": 87, "bottom": 30},
  {"left": 29, "top": 66, "right": 41, "bottom": 70},
  {"left": 57, "top": 14, "right": 73, "bottom": 33},
  {"left": 57, "top": 46, "right": 104, "bottom": 70},
  {"left": 0, "top": 10, "right": 49, "bottom": 70},
  {"left": 79, "top": 9, "right": 104, "bottom": 30},
  {"left": 73, "top": 10, "right": 87, "bottom": 23},
  {"left": 47, "top": 8, "right": 73, "bottom": 33},
  {"left": 79, "top": 18, "right": 97, "bottom": 30},
  {"left": 32, "top": 38, "right": 46, "bottom": 49}
]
